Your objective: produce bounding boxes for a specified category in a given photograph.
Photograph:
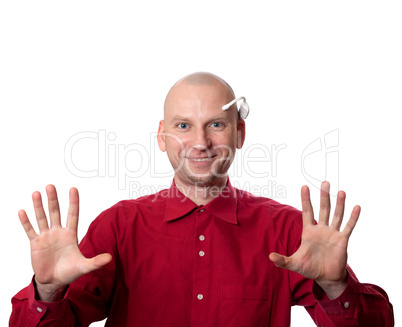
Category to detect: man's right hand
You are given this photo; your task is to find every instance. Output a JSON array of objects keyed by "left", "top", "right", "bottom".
[{"left": 18, "top": 185, "right": 112, "bottom": 302}]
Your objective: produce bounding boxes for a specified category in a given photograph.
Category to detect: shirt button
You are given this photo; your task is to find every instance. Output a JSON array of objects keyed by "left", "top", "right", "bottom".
[
  {"left": 197, "top": 294, "right": 203, "bottom": 300},
  {"left": 199, "top": 208, "right": 205, "bottom": 212},
  {"left": 199, "top": 235, "right": 205, "bottom": 241},
  {"left": 37, "top": 307, "right": 43, "bottom": 313},
  {"left": 199, "top": 250, "right": 205, "bottom": 257},
  {"left": 344, "top": 301, "right": 350, "bottom": 309}
]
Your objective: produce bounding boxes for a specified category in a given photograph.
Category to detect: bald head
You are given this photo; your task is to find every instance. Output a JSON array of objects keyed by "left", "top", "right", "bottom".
[
  {"left": 178, "top": 72, "right": 234, "bottom": 91},
  {"left": 164, "top": 72, "right": 237, "bottom": 120}
]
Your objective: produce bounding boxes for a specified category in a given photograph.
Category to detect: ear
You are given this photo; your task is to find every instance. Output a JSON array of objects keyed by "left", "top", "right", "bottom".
[
  {"left": 236, "top": 119, "right": 246, "bottom": 149},
  {"left": 157, "top": 120, "right": 166, "bottom": 152}
]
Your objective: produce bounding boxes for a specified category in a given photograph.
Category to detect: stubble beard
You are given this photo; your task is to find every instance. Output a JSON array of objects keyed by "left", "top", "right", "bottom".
[{"left": 179, "top": 164, "right": 221, "bottom": 187}]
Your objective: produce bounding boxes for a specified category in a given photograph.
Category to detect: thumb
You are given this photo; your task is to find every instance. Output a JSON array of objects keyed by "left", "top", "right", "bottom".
[
  {"left": 92, "top": 253, "right": 113, "bottom": 268},
  {"left": 80, "top": 253, "right": 113, "bottom": 276},
  {"left": 269, "top": 252, "right": 291, "bottom": 269}
]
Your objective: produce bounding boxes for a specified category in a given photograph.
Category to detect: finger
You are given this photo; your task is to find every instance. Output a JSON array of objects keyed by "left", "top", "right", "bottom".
[
  {"left": 79, "top": 253, "right": 113, "bottom": 276},
  {"left": 46, "top": 185, "right": 62, "bottom": 228},
  {"left": 318, "top": 181, "right": 331, "bottom": 225},
  {"left": 301, "top": 185, "right": 314, "bottom": 227},
  {"left": 32, "top": 191, "right": 50, "bottom": 232},
  {"left": 18, "top": 209, "right": 38, "bottom": 240},
  {"left": 331, "top": 190, "right": 346, "bottom": 230},
  {"left": 66, "top": 187, "right": 79, "bottom": 231},
  {"left": 342, "top": 205, "right": 361, "bottom": 238}
]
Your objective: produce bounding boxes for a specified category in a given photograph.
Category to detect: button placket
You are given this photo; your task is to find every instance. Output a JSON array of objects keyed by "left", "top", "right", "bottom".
[
  {"left": 191, "top": 208, "right": 212, "bottom": 326},
  {"left": 196, "top": 208, "right": 208, "bottom": 260}
]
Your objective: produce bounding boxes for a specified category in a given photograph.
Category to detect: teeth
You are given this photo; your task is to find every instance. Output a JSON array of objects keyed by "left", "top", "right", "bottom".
[{"left": 191, "top": 158, "right": 210, "bottom": 162}]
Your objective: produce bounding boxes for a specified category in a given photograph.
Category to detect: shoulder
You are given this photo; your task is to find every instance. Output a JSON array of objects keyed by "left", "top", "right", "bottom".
[
  {"left": 235, "top": 187, "right": 302, "bottom": 228},
  {"left": 236, "top": 188, "right": 300, "bottom": 215},
  {"left": 90, "top": 188, "right": 169, "bottom": 228}
]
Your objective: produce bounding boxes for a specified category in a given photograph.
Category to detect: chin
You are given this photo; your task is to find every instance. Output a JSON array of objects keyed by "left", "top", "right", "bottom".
[
  {"left": 187, "top": 174, "right": 217, "bottom": 186},
  {"left": 187, "top": 172, "right": 229, "bottom": 187}
]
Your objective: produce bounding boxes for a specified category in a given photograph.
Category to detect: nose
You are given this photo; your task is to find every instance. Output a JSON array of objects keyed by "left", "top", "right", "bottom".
[{"left": 191, "top": 127, "right": 212, "bottom": 151}]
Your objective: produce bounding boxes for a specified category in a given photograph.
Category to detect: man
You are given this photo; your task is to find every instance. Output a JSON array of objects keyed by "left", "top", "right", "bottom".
[{"left": 10, "top": 72, "right": 394, "bottom": 326}]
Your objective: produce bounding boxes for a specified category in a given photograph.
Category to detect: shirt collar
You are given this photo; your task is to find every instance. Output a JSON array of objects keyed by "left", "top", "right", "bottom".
[{"left": 164, "top": 178, "right": 238, "bottom": 225}]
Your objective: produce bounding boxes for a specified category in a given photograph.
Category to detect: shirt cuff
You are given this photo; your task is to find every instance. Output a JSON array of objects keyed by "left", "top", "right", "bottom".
[
  {"left": 28, "top": 277, "right": 70, "bottom": 321},
  {"left": 313, "top": 267, "right": 360, "bottom": 316}
]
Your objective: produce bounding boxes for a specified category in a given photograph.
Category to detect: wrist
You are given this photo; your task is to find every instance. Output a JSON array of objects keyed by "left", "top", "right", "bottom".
[
  {"left": 316, "top": 271, "right": 348, "bottom": 300},
  {"left": 34, "top": 277, "right": 68, "bottom": 302}
]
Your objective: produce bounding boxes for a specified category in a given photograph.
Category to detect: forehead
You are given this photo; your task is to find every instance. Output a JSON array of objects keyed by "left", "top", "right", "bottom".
[{"left": 164, "top": 83, "right": 235, "bottom": 121}]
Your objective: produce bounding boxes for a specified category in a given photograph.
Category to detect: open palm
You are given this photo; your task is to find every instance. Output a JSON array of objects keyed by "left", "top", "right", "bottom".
[
  {"left": 269, "top": 182, "right": 361, "bottom": 294},
  {"left": 18, "top": 185, "right": 112, "bottom": 299}
]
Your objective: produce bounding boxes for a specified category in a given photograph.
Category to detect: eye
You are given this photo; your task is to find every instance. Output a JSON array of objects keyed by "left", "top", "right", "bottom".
[
  {"left": 210, "top": 122, "right": 224, "bottom": 128},
  {"left": 177, "top": 123, "right": 189, "bottom": 129}
]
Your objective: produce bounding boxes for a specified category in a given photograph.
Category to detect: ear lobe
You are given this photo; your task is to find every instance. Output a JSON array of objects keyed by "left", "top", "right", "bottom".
[{"left": 157, "top": 120, "right": 166, "bottom": 152}]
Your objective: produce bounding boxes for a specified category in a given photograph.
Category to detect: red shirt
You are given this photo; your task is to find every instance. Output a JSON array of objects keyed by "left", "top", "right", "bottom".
[{"left": 10, "top": 179, "right": 394, "bottom": 326}]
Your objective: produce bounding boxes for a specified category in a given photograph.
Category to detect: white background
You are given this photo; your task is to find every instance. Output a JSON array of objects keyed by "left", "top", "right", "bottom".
[{"left": 1, "top": 1, "right": 401, "bottom": 326}]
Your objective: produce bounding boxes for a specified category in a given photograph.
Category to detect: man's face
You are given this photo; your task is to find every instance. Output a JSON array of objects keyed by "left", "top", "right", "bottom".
[{"left": 158, "top": 82, "right": 245, "bottom": 188}]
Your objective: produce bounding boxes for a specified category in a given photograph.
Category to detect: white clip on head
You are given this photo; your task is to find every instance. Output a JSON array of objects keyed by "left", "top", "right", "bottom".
[{"left": 222, "top": 96, "right": 250, "bottom": 120}]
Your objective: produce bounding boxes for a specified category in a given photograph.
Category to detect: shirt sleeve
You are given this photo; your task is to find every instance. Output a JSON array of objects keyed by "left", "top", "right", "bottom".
[
  {"left": 309, "top": 266, "right": 395, "bottom": 327},
  {"left": 9, "top": 279, "right": 74, "bottom": 327},
  {"left": 9, "top": 208, "right": 119, "bottom": 327}
]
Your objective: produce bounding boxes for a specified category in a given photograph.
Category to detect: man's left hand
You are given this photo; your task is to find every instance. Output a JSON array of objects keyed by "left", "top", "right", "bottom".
[{"left": 269, "top": 181, "right": 361, "bottom": 300}]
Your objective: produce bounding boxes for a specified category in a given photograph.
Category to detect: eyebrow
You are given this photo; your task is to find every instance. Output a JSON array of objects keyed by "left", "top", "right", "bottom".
[{"left": 170, "top": 115, "right": 190, "bottom": 121}]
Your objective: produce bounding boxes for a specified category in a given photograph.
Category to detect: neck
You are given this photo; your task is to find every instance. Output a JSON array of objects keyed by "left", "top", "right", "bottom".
[{"left": 174, "top": 176, "right": 228, "bottom": 205}]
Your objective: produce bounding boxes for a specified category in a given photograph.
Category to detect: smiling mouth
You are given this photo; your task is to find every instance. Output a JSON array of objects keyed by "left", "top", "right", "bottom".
[
  {"left": 186, "top": 155, "right": 217, "bottom": 162},
  {"left": 190, "top": 158, "right": 211, "bottom": 162}
]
